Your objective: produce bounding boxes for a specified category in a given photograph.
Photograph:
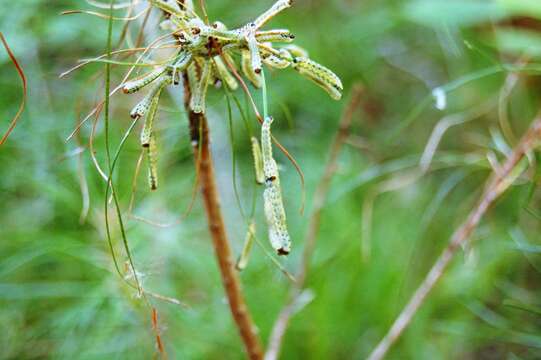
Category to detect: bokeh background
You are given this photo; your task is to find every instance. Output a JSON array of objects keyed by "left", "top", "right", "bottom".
[{"left": 1, "top": 0, "right": 541, "bottom": 358}]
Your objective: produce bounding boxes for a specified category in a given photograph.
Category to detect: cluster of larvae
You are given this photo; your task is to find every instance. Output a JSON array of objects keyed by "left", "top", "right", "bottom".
[
  {"left": 251, "top": 117, "right": 291, "bottom": 255},
  {"left": 120, "top": 0, "right": 342, "bottom": 255}
]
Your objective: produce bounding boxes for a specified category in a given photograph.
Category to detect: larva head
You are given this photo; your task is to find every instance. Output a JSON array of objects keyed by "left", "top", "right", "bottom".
[
  {"left": 277, "top": 246, "right": 290, "bottom": 256},
  {"left": 212, "top": 21, "right": 227, "bottom": 31}
]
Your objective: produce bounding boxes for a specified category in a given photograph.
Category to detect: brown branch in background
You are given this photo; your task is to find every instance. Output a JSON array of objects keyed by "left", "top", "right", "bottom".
[
  {"left": 182, "top": 74, "right": 264, "bottom": 360},
  {"left": 0, "top": 32, "right": 27, "bottom": 146},
  {"left": 367, "top": 113, "right": 541, "bottom": 360},
  {"left": 265, "top": 84, "right": 364, "bottom": 360}
]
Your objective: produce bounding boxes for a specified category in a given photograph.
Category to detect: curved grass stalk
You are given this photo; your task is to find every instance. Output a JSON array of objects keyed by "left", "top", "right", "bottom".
[
  {"left": 89, "top": 103, "right": 109, "bottom": 181},
  {"left": 102, "top": 1, "right": 142, "bottom": 294},
  {"left": 60, "top": 42, "right": 178, "bottom": 79},
  {"left": 224, "top": 90, "right": 247, "bottom": 220},
  {"left": 0, "top": 32, "right": 27, "bottom": 146},
  {"left": 61, "top": 7, "right": 149, "bottom": 21},
  {"left": 419, "top": 99, "right": 495, "bottom": 173},
  {"left": 80, "top": 57, "right": 171, "bottom": 68},
  {"left": 101, "top": 2, "right": 186, "bottom": 325},
  {"left": 87, "top": 0, "right": 141, "bottom": 10},
  {"left": 386, "top": 63, "right": 541, "bottom": 141}
]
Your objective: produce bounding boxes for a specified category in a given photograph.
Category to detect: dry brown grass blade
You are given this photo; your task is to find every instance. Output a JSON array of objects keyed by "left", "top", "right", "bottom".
[
  {"left": 0, "top": 32, "right": 27, "bottom": 146},
  {"left": 367, "top": 112, "right": 541, "bottom": 360},
  {"left": 150, "top": 307, "right": 167, "bottom": 358}
]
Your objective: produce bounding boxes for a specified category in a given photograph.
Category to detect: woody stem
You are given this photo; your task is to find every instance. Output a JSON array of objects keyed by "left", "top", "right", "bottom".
[{"left": 182, "top": 74, "right": 264, "bottom": 360}]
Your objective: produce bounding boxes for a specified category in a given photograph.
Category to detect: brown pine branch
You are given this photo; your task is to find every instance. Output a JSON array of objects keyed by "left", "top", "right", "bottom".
[
  {"left": 367, "top": 112, "right": 541, "bottom": 360},
  {"left": 265, "top": 84, "right": 365, "bottom": 360},
  {"left": 182, "top": 75, "right": 263, "bottom": 360}
]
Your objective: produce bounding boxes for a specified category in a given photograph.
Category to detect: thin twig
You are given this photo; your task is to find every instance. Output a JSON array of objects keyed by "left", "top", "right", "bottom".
[
  {"left": 0, "top": 32, "right": 27, "bottom": 146},
  {"left": 367, "top": 112, "right": 541, "bottom": 360},
  {"left": 182, "top": 74, "right": 264, "bottom": 360},
  {"left": 265, "top": 84, "right": 364, "bottom": 360}
]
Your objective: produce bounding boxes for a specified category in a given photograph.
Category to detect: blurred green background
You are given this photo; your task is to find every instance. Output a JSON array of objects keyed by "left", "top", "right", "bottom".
[{"left": 1, "top": 0, "right": 541, "bottom": 358}]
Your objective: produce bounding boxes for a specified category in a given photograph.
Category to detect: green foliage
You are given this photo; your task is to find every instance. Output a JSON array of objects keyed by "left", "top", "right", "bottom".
[{"left": 1, "top": 0, "right": 541, "bottom": 359}]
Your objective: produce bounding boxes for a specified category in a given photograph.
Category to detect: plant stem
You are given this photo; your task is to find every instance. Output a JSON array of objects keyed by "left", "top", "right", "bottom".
[
  {"left": 367, "top": 113, "right": 541, "bottom": 360},
  {"left": 183, "top": 75, "right": 263, "bottom": 360}
]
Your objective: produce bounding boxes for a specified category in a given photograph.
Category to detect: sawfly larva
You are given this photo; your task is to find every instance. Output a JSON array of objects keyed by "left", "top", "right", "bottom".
[
  {"left": 129, "top": 75, "right": 171, "bottom": 119},
  {"left": 212, "top": 56, "right": 238, "bottom": 90},
  {"left": 282, "top": 44, "right": 309, "bottom": 58},
  {"left": 254, "top": 0, "right": 292, "bottom": 29},
  {"left": 263, "top": 184, "right": 291, "bottom": 255},
  {"left": 261, "top": 116, "right": 291, "bottom": 255},
  {"left": 292, "top": 57, "right": 343, "bottom": 100},
  {"left": 262, "top": 53, "right": 290, "bottom": 69},
  {"left": 123, "top": 67, "right": 166, "bottom": 94},
  {"left": 140, "top": 95, "right": 159, "bottom": 147},
  {"left": 147, "top": 133, "right": 159, "bottom": 190},
  {"left": 241, "top": 49, "right": 262, "bottom": 88},
  {"left": 189, "top": 60, "right": 211, "bottom": 113},
  {"left": 247, "top": 34, "right": 262, "bottom": 74},
  {"left": 255, "top": 29, "right": 295, "bottom": 43},
  {"left": 251, "top": 136, "right": 265, "bottom": 185},
  {"left": 235, "top": 221, "right": 256, "bottom": 271}
]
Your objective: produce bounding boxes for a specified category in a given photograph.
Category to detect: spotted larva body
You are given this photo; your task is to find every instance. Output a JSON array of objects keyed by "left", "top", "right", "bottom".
[
  {"left": 140, "top": 95, "right": 159, "bottom": 147},
  {"left": 292, "top": 57, "right": 343, "bottom": 100},
  {"left": 189, "top": 60, "right": 211, "bottom": 113},
  {"left": 170, "top": 51, "right": 193, "bottom": 73},
  {"left": 255, "top": 29, "right": 295, "bottom": 43},
  {"left": 263, "top": 181, "right": 291, "bottom": 256},
  {"left": 261, "top": 116, "right": 291, "bottom": 255},
  {"left": 254, "top": 0, "right": 292, "bottom": 29},
  {"left": 186, "top": 60, "right": 199, "bottom": 83},
  {"left": 241, "top": 50, "right": 262, "bottom": 88},
  {"left": 122, "top": 67, "right": 166, "bottom": 94},
  {"left": 129, "top": 75, "right": 171, "bottom": 119},
  {"left": 247, "top": 34, "right": 262, "bottom": 74},
  {"left": 147, "top": 133, "right": 158, "bottom": 191},
  {"left": 212, "top": 55, "right": 238, "bottom": 90},
  {"left": 235, "top": 221, "right": 256, "bottom": 271},
  {"left": 262, "top": 53, "right": 290, "bottom": 69},
  {"left": 261, "top": 117, "right": 277, "bottom": 180},
  {"left": 130, "top": 97, "right": 152, "bottom": 120},
  {"left": 195, "top": 18, "right": 238, "bottom": 41},
  {"left": 258, "top": 43, "right": 292, "bottom": 66},
  {"left": 282, "top": 44, "right": 309, "bottom": 58},
  {"left": 212, "top": 21, "right": 227, "bottom": 31},
  {"left": 251, "top": 136, "right": 265, "bottom": 184}
]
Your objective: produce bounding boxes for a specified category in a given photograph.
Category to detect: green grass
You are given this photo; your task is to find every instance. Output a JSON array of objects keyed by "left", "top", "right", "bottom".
[{"left": 1, "top": 0, "right": 541, "bottom": 359}]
